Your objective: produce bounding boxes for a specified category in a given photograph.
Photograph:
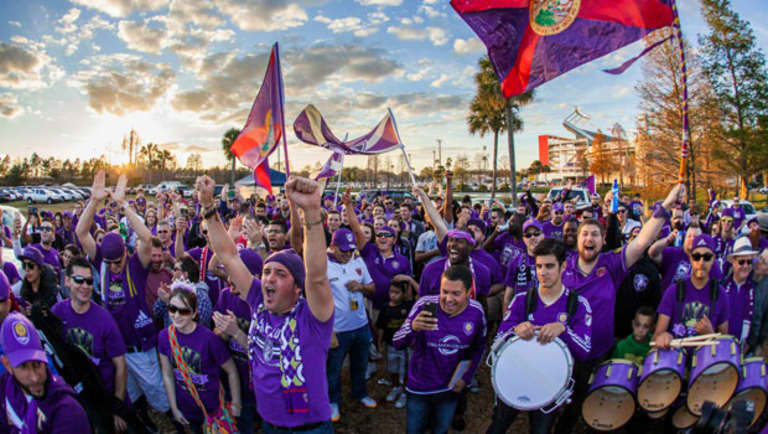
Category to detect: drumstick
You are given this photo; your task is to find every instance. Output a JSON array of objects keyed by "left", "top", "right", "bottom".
[
  {"left": 650, "top": 341, "right": 719, "bottom": 348},
  {"left": 680, "top": 333, "right": 721, "bottom": 342}
]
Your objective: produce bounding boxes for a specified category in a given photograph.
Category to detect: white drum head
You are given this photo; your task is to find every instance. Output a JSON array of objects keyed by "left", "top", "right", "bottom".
[{"left": 492, "top": 337, "right": 572, "bottom": 410}]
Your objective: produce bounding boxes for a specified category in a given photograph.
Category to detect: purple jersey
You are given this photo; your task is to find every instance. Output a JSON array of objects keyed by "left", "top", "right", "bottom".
[
  {"left": 157, "top": 325, "right": 231, "bottom": 423},
  {"left": 31, "top": 243, "right": 60, "bottom": 275},
  {"left": 498, "top": 288, "right": 592, "bottom": 361},
  {"left": 418, "top": 257, "right": 491, "bottom": 298},
  {"left": 542, "top": 221, "right": 564, "bottom": 239},
  {"left": 392, "top": 295, "right": 486, "bottom": 393},
  {"left": 658, "top": 247, "right": 723, "bottom": 291},
  {"left": 657, "top": 279, "right": 729, "bottom": 338},
  {"left": 51, "top": 301, "right": 127, "bottom": 395},
  {"left": 186, "top": 247, "right": 223, "bottom": 306},
  {"left": 215, "top": 288, "right": 253, "bottom": 400},
  {"left": 504, "top": 252, "right": 537, "bottom": 296},
  {"left": 246, "top": 278, "right": 334, "bottom": 427},
  {"left": 722, "top": 277, "right": 754, "bottom": 341},
  {"left": 732, "top": 206, "right": 746, "bottom": 228},
  {"left": 470, "top": 248, "right": 504, "bottom": 287},
  {"left": 562, "top": 247, "right": 629, "bottom": 360},
  {"left": 360, "top": 242, "right": 411, "bottom": 310},
  {"left": 490, "top": 232, "right": 525, "bottom": 269}
]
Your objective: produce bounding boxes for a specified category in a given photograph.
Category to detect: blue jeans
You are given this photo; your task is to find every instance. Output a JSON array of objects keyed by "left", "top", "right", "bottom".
[
  {"left": 406, "top": 391, "right": 459, "bottom": 434},
  {"left": 261, "top": 420, "right": 333, "bottom": 433},
  {"left": 237, "top": 391, "right": 259, "bottom": 434},
  {"left": 486, "top": 400, "right": 557, "bottom": 434},
  {"left": 326, "top": 325, "right": 371, "bottom": 404}
]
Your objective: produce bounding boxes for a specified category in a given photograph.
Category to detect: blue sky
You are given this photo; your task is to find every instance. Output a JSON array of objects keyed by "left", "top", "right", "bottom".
[{"left": 1, "top": 0, "right": 766, "bottom": 175}]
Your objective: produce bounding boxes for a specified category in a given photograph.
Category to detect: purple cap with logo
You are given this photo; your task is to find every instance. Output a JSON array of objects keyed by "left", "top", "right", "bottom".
[
  {"left": 721, "top": 208, "right": 734, "bottom": 219},
  {"left": 522, "top": 219, "right": 543, "bottom": 233},
  {"left": 1, "top": 312, "right": 47, "bottom": 368},
  {"left": 691, "top": 233, "right": 715, "bottom": 253},
  {"left": 552, "top": 202, "right": 564, "bottom": 212},
  {"left": 18, "top": 246, "right": 45, "bottom": 268},
  {"left": 239, "top": 248, "right": 263, "bottom": 276},
  {"left": 62, "top": 211, "right": 73, "bottom": 219},
  {"left": 466, "top": 218, "right": 487, "bottom": 234},
  {"left": 445, "top": 229, "right": 476, "bottom": 246},
  {"left": 136, "top": 197, "right": 146, "bottom": 206},
  {"left": 0, "top": 270, "right": 10, "bottom": 301},
  {"left": 101, "top": 232, "right": 126, "bottom": 261},
  {"left": 332, "top": 228, "right": 357, "bottom": 251}
]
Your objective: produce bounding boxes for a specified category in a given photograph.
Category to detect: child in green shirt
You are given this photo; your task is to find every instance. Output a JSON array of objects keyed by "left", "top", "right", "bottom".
[{"left": 612, "top": 305, "right": 655, "bottom": 365}]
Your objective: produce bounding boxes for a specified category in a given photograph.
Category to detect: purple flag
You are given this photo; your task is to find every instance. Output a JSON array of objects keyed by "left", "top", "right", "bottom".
[
  {"left": 294, "top": 106, "right": 402, "bottom": 156},
  {"left": 315, "top": 150, "right": 345, "bottom": 181},
  {"left": 582, "top": 175, "right": 596, "bottom": 196}
]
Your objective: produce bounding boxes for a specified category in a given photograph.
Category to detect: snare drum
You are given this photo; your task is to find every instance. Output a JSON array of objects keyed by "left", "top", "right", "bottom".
[
  {"left": 637, "top": 348, "right": 687, "bottom": 412},
  {"left": 687, "top": 335, "right": 740, "bottom": 415},
  {"left": 582, "top": 359, "right": 638, "bottom": 431},
  {"left": 488, "top": 333, "right": 574, "bottom": 412},
  {"left": 726, "top": 357, "right": 768, "bottom": 427}
]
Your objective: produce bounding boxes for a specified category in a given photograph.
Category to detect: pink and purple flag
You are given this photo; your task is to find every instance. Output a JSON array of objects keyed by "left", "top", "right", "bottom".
[
  {"left": 450, "top": 0, "right": 675, "bottom": 97},
  {"left": 293, "top": 105, "right": 402, "bottom": 180},
  {"left": 230, "top": 43, "right": 287, "bottom": 195},
  {"left": 582, "top": 175, "right": 595, "bottom": 196}
]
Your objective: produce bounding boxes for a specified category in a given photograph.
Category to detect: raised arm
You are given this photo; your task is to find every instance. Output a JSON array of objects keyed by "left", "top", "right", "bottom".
[
  {"left": 287, "top": 200, "right": 303, "bottom": 255},
  {"left": 76, "top": 171, "right": 110, "bottom": 260},
  {"left": 196, "top": 178, "right": 254, "bottom": 298},
  {"left": 113, "top": 175, "right": 152, "bottom": 267},
  {"left": 174, "top": 217, "right": 187, "bottom": 259},
  {"left": 443, "top": 171, "right": 454, "bottom": 225},
  {"left": 413, "top": 186, "right": 448, "bottom": 242},
  {"left": 285, "top": 177, "right": 334, "bottom": 322},
  {"left": 625, "top": 184, "right": 685, "bottom": 269},
  {"left": 341, "top": 188, "right": 366, "bottom": 251},
  {"left": 648, "top": 232, "right": 674, "bottom": 264}
]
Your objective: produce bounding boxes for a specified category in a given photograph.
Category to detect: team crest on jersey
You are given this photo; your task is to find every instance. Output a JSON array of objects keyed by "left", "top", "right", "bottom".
[
  {"left": 392, "top": 261, "right": 399, "bottom": 269},
  {"left": 585, "top": 314, "right": 592, "bottom": 327},
  {"left": 530, "top": 0, "right": 581, "bottom": 36},
  {"left": 558, "top": 313, "right": 568, "bottom": 323},
  {"left": 633, "top": 274, "right": 649, "bottom": 292},
  {"left": 596, "top": 267, "right": 606, "bottom": 277},
  {"left": 463, "top": 322, "right": 474, "bottom": 335},
  {"left": 356, "top": 268, "right": 362, "bottom": 276}
]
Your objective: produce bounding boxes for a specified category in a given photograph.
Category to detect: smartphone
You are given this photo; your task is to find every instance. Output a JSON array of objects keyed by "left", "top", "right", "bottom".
[
  {"left": 424, "top": 301, "right": 438, "bottom": 317},
  {"left": 228, "top": 190, "right": 236, "bottom": 199}
]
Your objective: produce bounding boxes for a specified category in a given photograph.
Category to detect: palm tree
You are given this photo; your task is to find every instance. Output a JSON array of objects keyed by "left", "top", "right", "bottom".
[
  {"left": 467, "top": 56, "right": 534, "bottom": 199},
  {"left": 138, "top": 143, "right": 160, "bottom": 183},
  {"left": 222, "top": 128, "right": 240, "bottom": 185},
  {"left": 122, "top": 129, "right": 140, "bottom": 167}
]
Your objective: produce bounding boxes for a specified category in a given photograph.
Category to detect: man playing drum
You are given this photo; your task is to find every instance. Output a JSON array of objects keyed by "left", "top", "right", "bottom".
[
  {"left": 487, "top": 238, "right": 591, "bottom": 434},
  {"left": 653, "top": 233, "right": 730, "bottom": 347},
  {"left": 554, "top": 183, "right": 685, "bottom": 433}
]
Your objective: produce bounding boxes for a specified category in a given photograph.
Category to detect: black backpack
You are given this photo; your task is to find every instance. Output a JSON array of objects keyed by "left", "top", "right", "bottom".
[{"left": 525, "top": 287, "right": 579, "bottom": 325}]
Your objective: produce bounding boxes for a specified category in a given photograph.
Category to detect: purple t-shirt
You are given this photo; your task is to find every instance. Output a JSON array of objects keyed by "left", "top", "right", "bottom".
[
  {"left": 732, "top": 206, "right": 746, "bottom": 228},
  {"left": 722, "top": 277, "right": 754, "bottom": 341},
  {"left": 2, "top": 262, "right": 21, "bottom": 285},
  {"left": 657, "top": 279, "right": 729, "bottom": 338},
  {"left": 470, "top": 249, "right": 504, "bottom": 287},
  {"left": 418, "top": 257, "right": 491, "bottom": 298},
  {"left": 31, "top": 243, "right": 60, "bottom": 275},
  {"left": 498, "top": 288, "right": 592, "bottom": 361},
  {"left": 214, "top": 287, "right": 253, "bottom": 400},
  {"left": 658, "top": 247, "right": 723, "bottom": 292},
  {"left": 360, "top": 242, "right": 411, "bottom": 310},
  {"left": 93, "top": 248, "right": 157, "bottom": 350},
  {"left": 246, "top": 278, "right": 334, "bottom": 427},
  {"left": 392, "top": 295, "right": 486, "bottom": 393},
  {"left": 542, "top": 221, "right": 564, "bottom": 239},
  {"left": 562, "top": 247, "right": 629, "bottom": 360},
  {"left": 157, "top": 325, "right": 231, "bottom": 423},
  {"left": 186, "top": 247, "right": 223, "bottom": 307},
  {"left": 51, "top": 301, "right": 127, "bottom": 395},
  {"left": 490, "top": 232, "right": 525, "bottom": 269},
  {"left": 504, "top": 252, "right": 537, "bottom": 296},
  {"left": 714, "top": 236, "right": 735, "bottom": 276}
]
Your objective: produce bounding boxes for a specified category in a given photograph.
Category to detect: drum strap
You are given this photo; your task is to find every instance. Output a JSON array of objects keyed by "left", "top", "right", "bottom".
[
  {"left": 525, "top": 288, "right": 578, "bottom": 325},
  {"left": 676, "top": 279, "right": 719, "bottom": 328}
]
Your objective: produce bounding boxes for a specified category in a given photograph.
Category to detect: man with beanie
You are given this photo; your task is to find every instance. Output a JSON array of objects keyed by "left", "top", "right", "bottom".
[
  {"left": 203, "top": 177, "right": 335, "bottom": 432},
  {"left": 76, "top": 171, "right": 172, "bottom": 429},
  {"left": 0, "top": 312, "right": 91, "bottom": 433}
]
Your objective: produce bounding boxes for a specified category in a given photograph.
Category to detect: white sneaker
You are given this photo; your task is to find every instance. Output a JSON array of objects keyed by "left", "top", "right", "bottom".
[
  {"left": 377, "top": 378, "right": 392, "bottom": 386},
  {"left": 395, "top": 392, "right": 407, "bottom": 409},
  {"left": 386, "top": 386, "right": 402, "bottom": 402},
  {"left": 360, "top": 396, "right": 377, "bottom": 408},
  {"left": 330, "top": 403, "right": 340, "bottom": 422}
]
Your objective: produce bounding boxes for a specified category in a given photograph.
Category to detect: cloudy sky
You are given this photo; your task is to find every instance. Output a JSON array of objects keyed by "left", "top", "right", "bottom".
[{"left": 1, "top": 0, "right": 766, "bottom": 175}]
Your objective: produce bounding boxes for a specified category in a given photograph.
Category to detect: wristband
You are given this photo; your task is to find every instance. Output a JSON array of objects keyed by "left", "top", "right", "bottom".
[
  {"left": 303, "top": 217, "right": 323, "bottom": 227},
  {"left": 652, "top": 206, "right": 671, "bottom": 220},
  {"left": 203, "top": 205, "right": 218, "bottom": 220}
]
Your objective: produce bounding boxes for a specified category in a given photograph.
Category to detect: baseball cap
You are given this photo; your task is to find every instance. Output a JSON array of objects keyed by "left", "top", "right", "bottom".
[
  {"left": 466, "top": 218, "right": 487, "bottom": 234},
  {"left": 101, "top": 232, "right": 126, "bottom": 261},
  {"left": 332, "top": 228, "right": 357, "bottom": 251},
  {"left": 1, "top": 313, "right": 47, "bottom": 368},
  {"left": 552, "top": 203, "right": 564, "bottom": 212},
  {"left": 522, "top": 219, "right": 543, "bottom": 233},
  {"left": 18, "top": 246, "right": 45, "bottom": 268},
  {"left": 691, "top": 234, "right": 715, "bottom": 254}
]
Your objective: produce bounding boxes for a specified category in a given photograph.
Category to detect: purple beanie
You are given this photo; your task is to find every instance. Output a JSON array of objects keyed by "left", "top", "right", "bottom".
[
  {"left": 264, "top": 249, "right": 305, "bottom": 291},
  {"left": 101, "top": 232, "right": 126, "bottom": 261},
  {"left": 239, "top": 248, "right": 264, "bottom": 276}
]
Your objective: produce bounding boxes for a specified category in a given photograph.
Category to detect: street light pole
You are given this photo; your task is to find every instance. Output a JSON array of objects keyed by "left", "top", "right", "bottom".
[{"left": 507, "top": 105, "right": 517, "bottom": 208}]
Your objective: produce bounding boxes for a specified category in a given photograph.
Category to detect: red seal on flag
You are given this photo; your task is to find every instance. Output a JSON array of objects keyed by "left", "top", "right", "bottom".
[{"left": 530, "top": 0, "right": 581, "bottom": 36}]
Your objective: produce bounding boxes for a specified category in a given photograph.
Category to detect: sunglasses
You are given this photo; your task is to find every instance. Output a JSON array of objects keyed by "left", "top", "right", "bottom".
[
  {"left": 157, "top": 230, "right": 169, "bottom": 234},
  {"left": 202, "top": 229, "right": 208, "bottom": 235},
  {"left": 736, "top": 259, "right": 753, "bottom": 266},
  {"left": 691, "top": 253, "right": 714, "bottom": 262},
  {"left": 40, "top": 227, "right": 53, "bottom": 232},
  {"left": 168, "top": 305, "right": 193, "bottom": 316},
  {"left": 70, "top": 275, "right": 94, "bottom": 285},
  {"left": 104, "top": 258, "right": 122, "bottom": 265},
  {"left": 22, "top": 261, "right": 37, "bottom": 270},
  {"left": 376, "top": 232, "right": 394, "bottom": 238},
  {"left": 554, "top": 211, "right": 563, "bottom": 215},
  {"left": 721, "top": 217, "right": 734, "bottom": 222},
  {"left": 523, "top": 231, "right": 542, "bottom": 238}
]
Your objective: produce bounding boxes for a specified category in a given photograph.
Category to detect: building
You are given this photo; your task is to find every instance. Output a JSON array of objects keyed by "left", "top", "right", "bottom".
[{"left": 537, "top": 108, "right": 637, "bottom": 186}]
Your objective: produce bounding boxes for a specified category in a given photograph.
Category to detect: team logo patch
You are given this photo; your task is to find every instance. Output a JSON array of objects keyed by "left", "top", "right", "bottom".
[
  {"left": 558, "top": 313, "right": 568, "bottom": 323},
  {"left": 356, "top": 268, "right": 362, "bottom": 276},
  {"left": 463, "top": 322, "right": 474, "bottom": 335},
  {"left": 596, "top": 267, "right": 606, "bottom": 277},
  {"left": 633, "top": 274, "right": 649, "bottom": 292},
  {"left": 530, "top": 0, "right": 581, "bottom": 36},
  {"left": 347, "top": 233, "right": 354, "bottom": 242},
  {"left": 13, "top": 322, "right": 30, "bottom": 345},
  {"left": 392, "top": 261, "right": 399, "bottom": 269}
]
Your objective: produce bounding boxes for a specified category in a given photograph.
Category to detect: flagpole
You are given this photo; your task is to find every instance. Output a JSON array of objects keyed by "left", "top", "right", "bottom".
[
  {"left": 333, "top": 133, "right": 349, "bottom": 208},
  {"left": 387, "top": 108, "right": 418, "bottom": 187},
  {"left": 671, "top": 0, "right": 689, "bottom": 185},
  {"left": 275, "top": 42, "right": 291, "bottom": 178}
]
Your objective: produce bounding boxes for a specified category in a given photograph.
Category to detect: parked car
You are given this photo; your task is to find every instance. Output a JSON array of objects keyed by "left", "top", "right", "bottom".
[
  {"left": 60, "top": 187, "right": 84, "bottom": 201},
  {"left": 0, "top": 189, "right": 14, "bottom": 202},
  {"left": 77, "top": 187, "right": 91, "bottom": 198},
  {"left": 24, "top": 188, "right": 56, "bottom": 204},
  {"left": 157, "top": 181, "right": 183, "bottom": 194},
  {"left": 718, "top": 200, "right": 757, "bottom": 234},
  {"left": 49, "top": 187, "right": 75, "bottom": 202},
  {"left": 177, "top": 185, "right": 194, "bottom": 198},
  {"left": 546, "top": 187, "right": 592, "bottom": 210}
]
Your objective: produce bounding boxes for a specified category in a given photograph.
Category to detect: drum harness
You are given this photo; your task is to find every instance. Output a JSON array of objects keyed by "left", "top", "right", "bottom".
[
  {"left": 525, "top": 287, "right": 579, "bottom": 325},
  {"left": 674, "top": 278, "right": 720, "bottom": 332}
]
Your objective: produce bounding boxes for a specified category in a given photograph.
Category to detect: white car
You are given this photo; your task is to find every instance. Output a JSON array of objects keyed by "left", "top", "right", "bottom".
[
  {"left": 61, "top": 187, "right": 84, "bottom": 201},
  {"left": 156, "top": 181, "right": 183, "bottom": 194},
  {"left": 49, "top": 188, "right": 75, "bottom": 201},
  {"left": 24, "top": 188, "right": 56, "bottom": 204},
  {"left": 546, "top": 187, "right": 592, "bottom": 210}
]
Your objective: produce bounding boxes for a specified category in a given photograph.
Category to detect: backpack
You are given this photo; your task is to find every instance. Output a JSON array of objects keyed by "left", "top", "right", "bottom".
[{"left": 525, "top": 287, "right": 579, "bottom": 325}]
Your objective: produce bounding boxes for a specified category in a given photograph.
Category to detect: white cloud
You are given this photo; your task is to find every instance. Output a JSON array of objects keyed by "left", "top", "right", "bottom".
[
  {"left": 8, "top": 21, "right": 21, "bottom": 28},
  {"left": 117, "top": 20, "right": 170, "bottom": 55},
  {"left": 0, "top": 93, "right": 24, "bottom": 119},
  {"left": 387, "top": 25, "right": 447, "bottom": 46},
  {"left": 314, "top": 15, "right": 332, "bottom": 24},
  {"left": 613, "top": 87, "right": 631, "bottom": 99},
  {"left": 355, "top": 0, "right": 402, "bottom": 5},
  {"left": 367, "top": 11, "right": 388, "bottom": 25},
  {"left": 426, "top": 27, "right": 447, "bottom": 45},
  {"left": 422, "top": 0, "right": 438, "bottom": 3},
  {"left": 168, "top": 0, "right": 224, "bottom": 30},
  {"left": 56, "top": 8, "right": 82, "bottom": 34},
  {"left": 453, "top": 37, "right": 484, "bottom": 55},
  {"left": 214, "top": 0, "right": 309, "bottom": 31},
  {"left": 0, "top": 42, "right": 56, "bottom": 90},
  {"left": 70, "top": 0, "right": 169, "bottom": 18},
  {"left": 319, "top": 16, "right": 379, "bottom": 37},
  {"left": 430, "top": 73, "right": 448, "bottom": 88},
  {"left": 418, "top": 5, "right": 445, "bottom": 18}
]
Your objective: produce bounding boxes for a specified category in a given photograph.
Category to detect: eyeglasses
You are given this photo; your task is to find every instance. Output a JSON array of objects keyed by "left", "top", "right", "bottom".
[
  {"left": 70, "top": 275, "right": 94, "bottom": 285},
  {"left": 22, "top": 261, "right": 36, "bottom": 270},
  {"left": 104, "top": 258, "right": 122, "bottom": 265},
  {"left": 376, "top": 232, "right": 394, "bottom": 238},
  {"left": 737, "top": 259, "right": 753, "bottom": 266},
  {"left": 157, "top": 230, "right": 169, "bottom": 234},
  {"left": 617, "top": 209, "right": 627, "bottom": 214},
  {"left": 168, "top": 305, "right": 193, "bottom": 316},
  {"left": 691, "top": 253, "right": 714, "bottom": 262},
  {"left": 39, "top": 227, "right": 53, "bottom": 232},
  {"left": 523, "top": 231, "right": 542, "bottom": 238}
]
